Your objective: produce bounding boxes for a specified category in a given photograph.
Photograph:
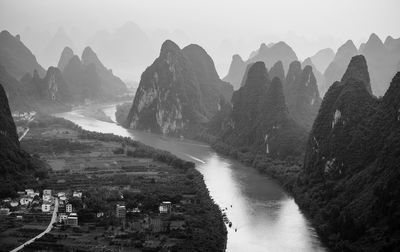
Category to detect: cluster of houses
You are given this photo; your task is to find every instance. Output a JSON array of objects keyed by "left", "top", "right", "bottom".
[
  {"left": 0, "top": 189, "right": 51, "bottom": 217},
  {"left": 0, "top": 188, "right": 83, "bottom": 229},
  {"left": 56, "top": 191, "right": 82, "bottom": 227}
]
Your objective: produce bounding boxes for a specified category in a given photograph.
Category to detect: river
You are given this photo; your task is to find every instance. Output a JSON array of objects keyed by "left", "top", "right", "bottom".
[{"left": 56, "top": 104, "right": 326, "bottom": 252}]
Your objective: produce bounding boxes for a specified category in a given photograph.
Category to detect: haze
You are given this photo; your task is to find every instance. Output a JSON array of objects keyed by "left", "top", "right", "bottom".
[{"left": 1, "top": 0, "right": 399, "bottom": 80}]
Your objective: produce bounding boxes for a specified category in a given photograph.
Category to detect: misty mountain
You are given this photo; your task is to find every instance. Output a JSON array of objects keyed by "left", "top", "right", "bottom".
[
  {"left": 86, "top": 21, "right": 154, "bottom": 72},
  {"left": 81, "top": 46, "right": 127, "bottom": 96},
  {"left": 286, "top": 61, "right": 322, "bottom": 130},
  {"left": 310, "top": 48, "right": 335, "bottom": 73},
  {"left": 0, "top": 65, "right": 33, "bottom": 111},
  {"left": 216, "top": 62, "right": 308, "bottom": 157},
  {"left": 323, "top": 40, "right": 358, "bottom": 96},
  {"left": 57, "top": 46, "right": 74, "bottom": 71},
  {"left": 360, "top": 33, "right": 400, "bottom": 96},
  {"left": 223, "top": 42, "right": 298, "bottom": 90},
  {"left": 268, "top": 61, "right": 285, "bottom": 84},
  {"left": 60, "top": 46, "right": 127, "bottom": 102},
  {"left": 295, "top": 55, "right": 400, "bottom": 251},
  {"left": 124, "top": 40, "right": 231, "bottom": 136},
  {"left": 302, "top": 57, "right": 326, "bottom": 96},
  {"left": 223, "top": 54, "right": 246, "bottom": 90},
  {"left": 0, "top": 30, "right": 45, "bottom": 79},
  {"left": 41, "top": 27, "right": 75, "bottom": 68}
]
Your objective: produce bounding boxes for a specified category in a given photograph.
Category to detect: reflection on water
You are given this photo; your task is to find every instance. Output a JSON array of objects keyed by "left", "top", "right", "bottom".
[{"left": 56, "top": 105, "right": 326, "bottom": 252}]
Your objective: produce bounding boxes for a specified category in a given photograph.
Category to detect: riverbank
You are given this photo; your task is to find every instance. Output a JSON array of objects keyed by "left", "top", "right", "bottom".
[{"left": 19, "top": 115, "right": 227, "bottom": 251}]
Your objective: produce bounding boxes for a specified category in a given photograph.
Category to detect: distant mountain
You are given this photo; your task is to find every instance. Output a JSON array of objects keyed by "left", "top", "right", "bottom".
[
  {"left": 59, "top": 46, "right": 127, "bottom": 102},
  {"left": 286, "top": 61, "right": 322, "bottom": 130},
  {"left": 302, "top": 57, "right": 326, "bottom": 96},
  {"left": 0, "top": 83, "right": 47, "bottom": 198},
  {"left": 57, "top": 46, "right": 74, "bottom": 71},
  {"left": 0, "top": 30, "right": 45, "bottom": 79},
  {"left": 181, "top": 44, "right": 233, "bottom": 114},
  {"left": 310, "top": 48, "right": 335, "bottom": 73},
  {"left": 223, "top": 54, "right": 246, "bottom": 90},
  {"left": 41, "top": 27, "right": 75, "bottom": 67},
  {"left": 223, "top": 41, "right": 298, "bottom": 90},
  {"left": 248, "top": 42, "right": 298, "bottom": 72},
  {"left": 81, "top": 46, "right": 127, "bottom": 96},
  {"left": 218, "top": 62, "right": 308, "bottom": 157},
  {"left": 360, "top": 33, "right": 400, "bottom": 96},
  {"left": 323, "top": 40, "right": 358, "bottom": 95},
  {"left": 87, "top": 21, "right": 153, "bottom": 71},
  {"left": 124, "top": 40, "right": 231, "bottom": 136},
  {"left": 268, "top": 61, "right": 285, "bottom": 84},
  {"left": 295, "top": 55, "right": 400, "bottom": 251},
  {"left": 62, "top": 55, "right": 102, "bottom": 102}
]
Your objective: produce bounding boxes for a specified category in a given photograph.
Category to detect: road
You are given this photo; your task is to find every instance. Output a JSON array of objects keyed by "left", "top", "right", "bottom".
[
  {"left": 18, "top": 128, "right": 29, "bottom": 141},
  {"left": 10, "top": 198, "right": 59, "bottom": 252}
]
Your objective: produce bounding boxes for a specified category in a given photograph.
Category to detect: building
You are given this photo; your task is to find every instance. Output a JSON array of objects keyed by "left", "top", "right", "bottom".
[
  {"left": 159, "top": 201, "right": 171, "bottom": 214},
  {"left": 116, "top": 204, "right": 126, "bottom": 218},
  {"left": 58, "top": 213, "right": 68, "bottom": 223},
  {"left": 66, "top": 213, "right": 78, "bottom": 227},
  {"left": 66, "top": 204, "right": 73, "bottom": 213},
  {"left": 43, "top": 189, "right": 52, "bottom": 196},
  {"left": 42, "top": 202, "right": 52, "bottom": 212},
  {"left": 10, "top": 201, "right": 19, "bottom": 207},
  {"left": 0, "top": 208, "right": 10, "bottom": 215},
  {"left": 72, "top": 191, "right": 82, "bottom": 198},
  {"left": 20, "top": 197, "right": 33, "bottom": 206}
]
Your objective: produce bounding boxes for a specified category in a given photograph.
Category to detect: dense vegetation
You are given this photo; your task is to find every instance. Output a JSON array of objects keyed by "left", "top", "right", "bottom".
[{"left": 293, "top": 57, "right": 400, "bottom": 251}]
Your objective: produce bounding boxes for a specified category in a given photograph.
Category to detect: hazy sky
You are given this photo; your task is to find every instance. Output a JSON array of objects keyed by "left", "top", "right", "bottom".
[{"left": 1, "top": 0, "right": 399, "bottom": 79}]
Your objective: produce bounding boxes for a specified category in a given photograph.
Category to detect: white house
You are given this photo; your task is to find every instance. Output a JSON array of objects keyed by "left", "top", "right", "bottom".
[
  {"left": 42, "top": 202, "right": 52, "bottom": 212},
  {"left": 58, "top": 213, "right": 68, "bottom": 223},
  {"left": 159, "top": 201, "right": 171, "bottom": 214},
  {"left": 66, "top": 204, "right": 73, "bottom": 213},
  {"left": 43, "top": 189, "right": 52, "bottom": 196},
  {"left": 73, "top": 191, "right": 82, "bottom": 198},
  {"left": 20, "top": 197, "right": 33, "bottom": 206}
]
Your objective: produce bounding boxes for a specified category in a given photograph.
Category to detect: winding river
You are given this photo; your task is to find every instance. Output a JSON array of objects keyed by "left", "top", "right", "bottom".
[{"left": 56, "top": 104, "right": 326, "bottom": 252}]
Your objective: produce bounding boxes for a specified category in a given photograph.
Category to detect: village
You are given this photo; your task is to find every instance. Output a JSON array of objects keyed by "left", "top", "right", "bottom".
[{"left": 0, "top": 115, "right": 226, "bottom": 251}]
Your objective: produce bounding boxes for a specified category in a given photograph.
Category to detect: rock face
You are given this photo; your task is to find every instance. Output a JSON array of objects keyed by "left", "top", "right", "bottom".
[
  {"left": 323, "top": 40, "right": 358, "bottom": 94},
  {"left": 0, "top": 83, "right": 19, "bottom": 147},
  {"left": 223, "top": 54, "right": 246, "bottom": 90},
  {"left": 310, "top": 48, "right": 335, "bottom": 73},
  {"left": 0, "top": 83, "right": 47, "bottom": 198},
  {"left": 296, "top": 55, "right": 400, "bottom": 250},
  {"left": 0, "top": 30, "right": 45, "bottom": 79},
  {"left": 285, "top": 62, "right": 322, "bottom": 130},
  {"left": 224, "top": 41, "right": 298, "bottom": 90},
  {"left": 219, "top": 62, "right": 308, "bottom": 157},
  {"left": 125, "top": 40, "right": 231, "bottom": 136},
  {"left": 57, "top": 46, "right": 74, "bottom": 71}
]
